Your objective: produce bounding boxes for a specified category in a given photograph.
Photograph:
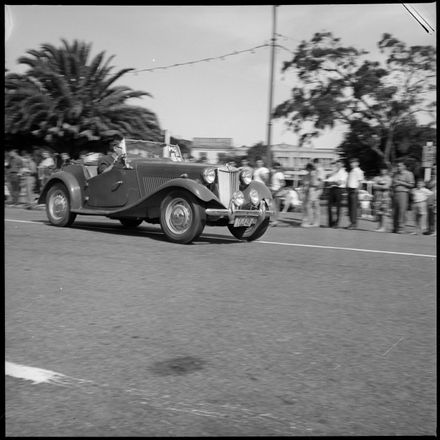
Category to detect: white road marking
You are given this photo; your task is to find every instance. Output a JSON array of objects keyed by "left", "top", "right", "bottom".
[
  {"left": 5, "top": 219, "right": 40, "bottom": 225},
  {"left": 5, "top": 360, "right": 296, "bottom": 433},
  {"left": 5, "top": 361, "right": 90, "bottom": 386},
  {"left": 257, "top": 240, "right": 436, "bottom": 258},
  {"left": 5, "top": 218, "right": 436, "bottom": 258}
]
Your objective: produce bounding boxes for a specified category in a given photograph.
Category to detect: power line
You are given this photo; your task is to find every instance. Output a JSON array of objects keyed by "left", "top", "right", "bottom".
[{"left": 130, "top": 43, "right": 271, "bottom": 74}]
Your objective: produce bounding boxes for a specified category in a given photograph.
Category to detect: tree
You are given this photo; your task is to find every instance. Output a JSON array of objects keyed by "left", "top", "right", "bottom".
[
  {"left": 246, "top": 142, "right": 269, "bottom": 166},
  {"left": 5, "top": 39, "right": 162, "bottom": 156},
  {"left": 273, "top": 32, "right": 436, "bottom": 168},
  {"left": 337, "top": 117, "right": 436, "bottom": 178}
]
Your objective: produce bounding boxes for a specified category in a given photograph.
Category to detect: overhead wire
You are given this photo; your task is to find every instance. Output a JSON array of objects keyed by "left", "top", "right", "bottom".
[{"left": 130, "top": 43, "right": 272, "bottom": 74}]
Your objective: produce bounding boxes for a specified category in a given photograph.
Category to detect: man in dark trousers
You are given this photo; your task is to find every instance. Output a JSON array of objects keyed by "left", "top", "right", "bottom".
[
  {"left": 391, "top": 159, "right": 415, "bottom": 234},
  {"left": 325, "top": 159, "right": 348, "bottom": 228},
  {"left": 346, "top": 158, "right": 364, "bottom": 230}
]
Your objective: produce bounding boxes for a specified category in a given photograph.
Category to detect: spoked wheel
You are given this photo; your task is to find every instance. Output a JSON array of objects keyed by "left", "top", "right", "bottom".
[
  {"left": 160, "top": 190, "right": 205, "bottom": 244},
  {"left": 227, "top": 217, "right": 271, "bottom": 241},
  {"left": 46, "top": 183, "right": 77, "bottom": 227},
  {"left": 119, "top": 218, "right": 143, "bottom": 228}
]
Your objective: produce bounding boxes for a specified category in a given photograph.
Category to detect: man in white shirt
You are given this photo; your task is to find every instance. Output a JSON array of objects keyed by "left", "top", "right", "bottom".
[
  {"left": 346, "top": 157, "right": 364, "bottom": 229},
  {"left": 253, "top": 157, "right": 270, "bottom": 185},
  {"left": 325, "top": 159, "right": 348, "bottom": 228},
  {"left": 270, "top": 162, "right": 286, "bottom": 226}
]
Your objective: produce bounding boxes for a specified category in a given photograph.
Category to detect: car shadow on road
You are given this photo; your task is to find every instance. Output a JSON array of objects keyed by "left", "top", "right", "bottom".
[{"left": 42, "top": 220, "right": 244, "bottom": 245}]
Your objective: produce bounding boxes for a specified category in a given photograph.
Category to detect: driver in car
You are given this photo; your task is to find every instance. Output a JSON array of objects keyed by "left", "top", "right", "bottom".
[{"left": 97, "top": 134, "right": 132, "bottom": 174}]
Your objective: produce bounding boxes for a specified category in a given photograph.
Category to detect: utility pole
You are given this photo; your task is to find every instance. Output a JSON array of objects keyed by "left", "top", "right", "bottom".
[{"left": 266, "top": 4, "right": 278, "bottom": 169}]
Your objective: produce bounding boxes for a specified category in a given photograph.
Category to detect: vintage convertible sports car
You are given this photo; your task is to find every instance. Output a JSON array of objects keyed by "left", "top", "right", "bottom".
[{"left": 39, "top": 140, "right": 274, "bottom": 244}]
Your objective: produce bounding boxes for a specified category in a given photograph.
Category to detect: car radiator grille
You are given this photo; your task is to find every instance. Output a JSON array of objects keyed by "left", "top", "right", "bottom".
[
  {"left": 142, "top": 176, "right": 171, "bottom": 197},
  {"left": 217, "top": 169, "right": 240, "bottom": 207}
]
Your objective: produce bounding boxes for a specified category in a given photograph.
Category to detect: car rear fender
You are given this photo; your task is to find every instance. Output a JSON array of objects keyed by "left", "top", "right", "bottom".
[{"left": 38, "top": 172, "right": 83, "bottom": 210}]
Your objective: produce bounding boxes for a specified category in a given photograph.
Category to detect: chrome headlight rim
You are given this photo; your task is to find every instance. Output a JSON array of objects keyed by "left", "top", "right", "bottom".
[
  {"left": 249, "top": 188, "right": 260, "bottom": 206},
  {"left": 231, "top": 190, "right": 245, "bottom": 207},
  {"left": 202, "top": 167, "right": 216, "bottom": 184}
]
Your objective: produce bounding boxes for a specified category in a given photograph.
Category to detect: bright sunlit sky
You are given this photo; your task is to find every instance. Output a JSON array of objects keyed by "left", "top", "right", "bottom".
[{"left": 4, "top": 4, "right": 436, "bottom": 149}]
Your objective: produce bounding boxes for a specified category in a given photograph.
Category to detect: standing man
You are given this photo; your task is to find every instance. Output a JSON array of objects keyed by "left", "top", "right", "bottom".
[
  {"left": 313, "top": 158, "right": 326, "bottom": 189},
  {"left": 372, "top": 166, "right": 392, "bottom": 232},
  {"left": 37, "top": 151, "right": 56, "bottom": 189},
  {"left": 269, "top": 161, "right": 286, "bottom": 226},
  {"left": 425, "top": 165, "right": 436, "bottom": 236},
  {"left": 301, "top": 162, "right": 321, "bottom": 227},
  {"left": 5, "top": 150, "right": 23, "bottom": 205},
  {"left": 253, "top": 157, "right": 270, "bottom": 185},
  {"left": 325, "top": 159, "right": 348, "bottom": 228},
  {"left": 346, "top": 158, "right": 364, "bottom": 230},
  {"left": 391, "top": 159, "right": 415, "bottom": 234},
  {"left": 20, "top": 151, "right": 37, "bottom": 209}
]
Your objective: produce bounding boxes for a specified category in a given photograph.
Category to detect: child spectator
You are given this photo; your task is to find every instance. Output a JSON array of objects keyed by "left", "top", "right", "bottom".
[{"left": 410, "top": 179, "right": 433, "bottom": 235}]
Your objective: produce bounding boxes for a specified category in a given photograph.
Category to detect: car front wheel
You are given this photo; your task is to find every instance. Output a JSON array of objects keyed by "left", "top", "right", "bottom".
[
  {"left": 160, "top": 190, "right": 206, "bottom": 244},
  {"left": 46, "top": 183, "right": 77, "bottom": 227},
  {"left": 227, "top": 217, "right": 270, "bottom": 241}
]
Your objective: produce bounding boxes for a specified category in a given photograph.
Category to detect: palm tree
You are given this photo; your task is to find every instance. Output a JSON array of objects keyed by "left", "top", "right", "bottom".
[{"left": 5, "top": 39, "right": 162, "bottom": 155}]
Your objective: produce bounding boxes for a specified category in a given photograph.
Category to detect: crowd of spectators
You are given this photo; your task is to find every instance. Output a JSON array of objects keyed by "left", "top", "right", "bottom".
[
  {"left": 4, "top": 149, "right": 65, "bottom": 209},
  {"left": 250, "top": 156, "right": 436, "bottom": 236}
]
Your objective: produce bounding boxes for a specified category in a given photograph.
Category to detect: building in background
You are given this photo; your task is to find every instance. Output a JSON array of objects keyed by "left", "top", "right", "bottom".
[
  {"left": 272, "top": 143, "right": 339, "bottom": 186},
  {"left": 191, "top": 137, "right": 236, "bottom": 164}
]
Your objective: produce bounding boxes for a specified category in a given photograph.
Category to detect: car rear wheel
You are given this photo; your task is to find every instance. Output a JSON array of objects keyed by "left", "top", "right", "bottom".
[
  {"left": 160, "top": 190, "right": 206, "bottom": 244},
  {"left": 227, "top": 217, "right": 270, "bottom": 241},
  {"left": 46, "top": 183, "right": 77, "bottom": 227},
  {"left": 119, "top": 218, "right": 143, "bottom": 228}
]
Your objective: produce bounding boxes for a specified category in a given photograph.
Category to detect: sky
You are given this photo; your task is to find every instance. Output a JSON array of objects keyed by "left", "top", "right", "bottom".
[{"left": 4, "top": 4, "right": 437, "bottom": 149}]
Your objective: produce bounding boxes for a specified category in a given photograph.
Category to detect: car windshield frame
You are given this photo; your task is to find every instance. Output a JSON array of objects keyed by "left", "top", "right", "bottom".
[{"left": 125, "top": 139, "right": 183, "bottom": 162}]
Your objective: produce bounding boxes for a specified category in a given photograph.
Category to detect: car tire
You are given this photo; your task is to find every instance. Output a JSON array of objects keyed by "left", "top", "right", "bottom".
[
  {"left": 227, "top": 217, "right": 270, "bottom": 241},
  {"left": 160, "top": 190, "right": 206, "bottom": 244},
  {"left": 119, "top": 218, "right": 143, "bottom": 228},
  {"left": 46, "top": 183, "right": 77, "bottom": 227}
]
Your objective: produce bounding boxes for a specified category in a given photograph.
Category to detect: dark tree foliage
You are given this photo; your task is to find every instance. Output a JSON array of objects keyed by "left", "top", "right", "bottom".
[
  {"left": 5, "top": 39, "right": 162, "bottom": 155},
  {"left": 246, "top": 142, "right": 270, "bottom": 166},
  {"left": 274, "top": 32, "right": 436, "bottom": 169}
]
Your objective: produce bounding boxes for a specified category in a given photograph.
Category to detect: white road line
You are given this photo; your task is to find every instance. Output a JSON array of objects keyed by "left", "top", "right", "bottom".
[
  {"left": 5, "top": 361, "right": 90, "bottom": 386},
  {"left": 5, "top": 218, "right": 41, "bottom": 225},
  {"left": 5, "top": 360, "right": 293, "bottom": 432},
  {"left": 257, "top": 240, "right": 436, "bottom": 258},
  {"left": 5, "top": 218, "right": 436, "bottom": 258}
]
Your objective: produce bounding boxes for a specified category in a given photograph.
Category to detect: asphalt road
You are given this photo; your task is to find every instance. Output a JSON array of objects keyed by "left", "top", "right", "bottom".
[{"left": 5, "top": 206, "right": 437, "bottom": 436}]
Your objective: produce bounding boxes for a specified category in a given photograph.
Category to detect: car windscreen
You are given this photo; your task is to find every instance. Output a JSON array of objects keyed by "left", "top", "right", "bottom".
[{"left": 126, "top": 139, "right": 182, "bottom": 161}]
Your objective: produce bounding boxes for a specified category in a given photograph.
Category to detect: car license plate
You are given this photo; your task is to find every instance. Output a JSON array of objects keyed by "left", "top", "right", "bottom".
[{"left": 234, "top": 217, "right": 256, "bottom": 227}]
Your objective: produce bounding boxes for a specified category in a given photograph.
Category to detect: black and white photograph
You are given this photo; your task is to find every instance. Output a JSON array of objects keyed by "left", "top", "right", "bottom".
[{"left": 4, "top": 3, "right": 436, "bottom": 436}]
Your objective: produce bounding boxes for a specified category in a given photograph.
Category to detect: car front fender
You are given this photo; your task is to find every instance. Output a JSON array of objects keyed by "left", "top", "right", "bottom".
[
  {"left": 38, "top": 171, "right": 83, "bottom": 210},
  {"left": 245, "top": 180, "right": 273, "bottom": 200},
  {"left": 154, "top": 178, "right": 221, "bottom": 204}
]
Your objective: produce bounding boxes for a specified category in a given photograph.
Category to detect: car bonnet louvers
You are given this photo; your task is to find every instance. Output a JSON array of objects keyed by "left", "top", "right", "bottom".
[{"left": 217, "top": 168, "right": 240, "bottom": 206}]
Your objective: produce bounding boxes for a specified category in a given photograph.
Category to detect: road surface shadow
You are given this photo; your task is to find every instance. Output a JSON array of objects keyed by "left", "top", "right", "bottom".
[{"left": 39, "top": 220, "right": 244, "bottom": 245}]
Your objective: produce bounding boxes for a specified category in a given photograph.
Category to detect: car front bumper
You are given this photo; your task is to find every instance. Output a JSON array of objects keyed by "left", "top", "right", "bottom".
[{"left": 205, "top": 201, "right": 274, "bottom": 224}]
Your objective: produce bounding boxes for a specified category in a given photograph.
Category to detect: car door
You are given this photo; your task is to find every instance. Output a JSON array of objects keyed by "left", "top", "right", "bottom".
[{"left": 85, "top": 166, "right": 134, "bottom": 208}]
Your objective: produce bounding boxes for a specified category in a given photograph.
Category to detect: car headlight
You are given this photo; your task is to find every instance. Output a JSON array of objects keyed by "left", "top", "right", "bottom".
[
  {"left": 240, "top": 167, "right": 253, "bottom": 185},
  {"left": 249, "top": 188, "right": 260, "bottom": 205},
  {"left": 202, "top": 168, "right": 216, "bottom": 184},
  {"left": 231, "top": 191, "right": 245, "bottom": 207}
]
